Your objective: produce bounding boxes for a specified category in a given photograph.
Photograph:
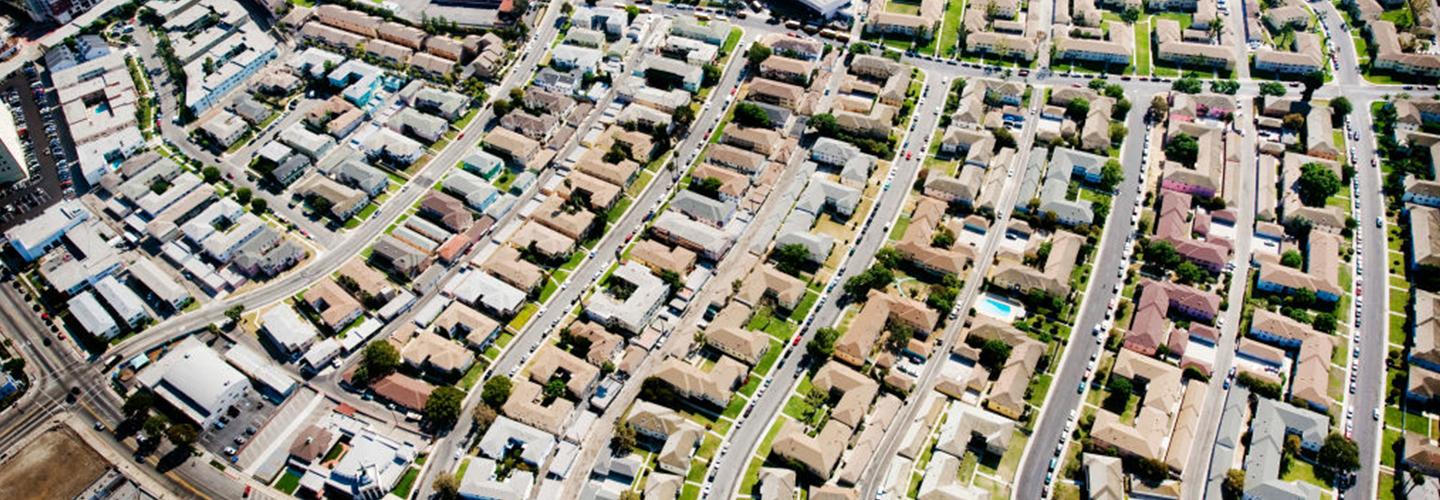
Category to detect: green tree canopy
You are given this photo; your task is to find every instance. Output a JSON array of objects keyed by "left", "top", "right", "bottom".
[
  {"left": 733, "top": 102, "right": 771, "bottom": 128},
  {"left": 1100, "top": 159, "right": 1124, "bottom": 190},
  {"left": 1164, "top": 134, "right": 1200, "bottom": 165},
  {"left": 773, "top": 243, "right": 812, "bottom": 276},
  {"left": 1259, "top": 81, "right": 1287, "bottom": 97},
  {"left": 1318, "top": 433, "right": 1360, "bottom": 472},
  {"left": 1280, "top": 250, "right": 1303, "bottom": 268},
  {"left": 979, "top": 339, "right": 1012, "bottom": 371},
  {"left": 424, "top": 386, "right": 465, "bottom": 426},
  {"left": 746, "top": 43, "right": 772, "bottom": 67},
  {"left": 808, "top": 327, "right": 842, "bottom": 360},
  {"left": 1296, "top": 162, "right": 1341, "bottom": 207},
  {"left": 481, "top": 376, "right": 513, "bottom": 408}
]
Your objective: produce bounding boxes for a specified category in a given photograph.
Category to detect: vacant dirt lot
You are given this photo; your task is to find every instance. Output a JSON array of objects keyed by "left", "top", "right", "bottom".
[{"left": 0, "top": 427, "right": 108, "bottom": 500}]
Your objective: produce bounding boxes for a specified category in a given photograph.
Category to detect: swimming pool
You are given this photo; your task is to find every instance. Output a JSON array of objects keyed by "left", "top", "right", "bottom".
[{"left": 976, "top": 294, "right": 1026, "bottom": 323}]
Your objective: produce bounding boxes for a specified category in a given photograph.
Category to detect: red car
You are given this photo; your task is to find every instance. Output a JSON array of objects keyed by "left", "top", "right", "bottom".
[
  {"left": 906, "top": 151, "right": 913, "bottom": 160},
  {"left": 792, "top": 335, "right": 802, "bottom": 346}
]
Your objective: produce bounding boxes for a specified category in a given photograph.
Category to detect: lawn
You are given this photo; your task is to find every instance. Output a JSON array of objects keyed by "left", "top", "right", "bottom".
[
  {"left": 1380, "top": 471, "right": 1396, "bottom": 500},
  {"left": 995, "top": 431, "right": 1027, "bottom": 480},
  {"left": 889, "top": 215, "right": 912, "bottom": 241},
  {"left": 274, "top": 469, "right": 302, "bottom": 494},
  {"left": 746, "top": 306, "right": 796, "bottom": 341},
  {"left": 886, "top": 0, "right": 922, "bottom": 15},
  {"left": 606, "top": 196, "right": 634, "bottom": 224},
  {"left": 720, "top": 28, "right": 743, "bottom": 59},
  {"left": 939, "top": 0, "right": 967, "bottom": 57},
  {"left": 1027, "top": 373, "right": 1053, "bottom": 407},
  {"left": 507, "top": 303, "right": 539, "bottom": 331},
  {"left": 788, "top": 290, "right": 820, "bottom": 323},
  {"left": 1382, "top": 428, "right": 1401, "bottom": 467},
  {"left": 1280, "top": 459, "right": 1326, "bottom": 489},
  {"left": 1391, "top": 314, "right": 1408, "bottom": 345},
  {"left": 390, "top": 467, "right": 420, "bottom": 497},
  {"left": 754, "top": 340, "right": 784, "bottom": 376},
  {"left": 459, "top": 362, "right": 486, "bottom": 391}
]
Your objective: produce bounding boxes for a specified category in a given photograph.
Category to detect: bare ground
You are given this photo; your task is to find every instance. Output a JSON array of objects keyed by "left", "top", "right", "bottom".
[{"left": 0, "top": 426, "right": 109, "bottom": 500}]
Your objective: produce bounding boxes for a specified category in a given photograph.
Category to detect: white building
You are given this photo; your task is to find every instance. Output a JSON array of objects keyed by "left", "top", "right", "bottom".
[
  {"left": 136, "top": 336, "right": 251, "bottom": 427},
  {"left": 260, "top": 305, "right": 321, "bottom": 360}
]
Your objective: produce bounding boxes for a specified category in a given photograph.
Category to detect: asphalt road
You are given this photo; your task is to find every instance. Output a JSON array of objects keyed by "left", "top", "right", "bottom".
[
  {"left": 1003, "top": 93, "right": 1146, "bottom": 500},
  {"left": 410, "top": 13, "right": 749, "bottom": 500},
  {"left": 1343, "top": 97, "right": 1386, "bottom": 500},
  {"left": 709, "top": 66, "right": 953, "bottom": 500},
  {"left": 104, "top": 7, "right": 565, "bottom": 367}
]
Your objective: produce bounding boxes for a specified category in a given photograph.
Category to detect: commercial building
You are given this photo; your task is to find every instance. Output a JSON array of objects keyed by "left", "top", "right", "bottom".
[{"left": 136, "top": 337, "right": 251, "bottom": 427}]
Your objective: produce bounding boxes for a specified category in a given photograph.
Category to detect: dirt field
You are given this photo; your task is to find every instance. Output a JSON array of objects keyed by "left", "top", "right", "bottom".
[{"left": 0, "top": 427, "right": 109, "bottom": 500}]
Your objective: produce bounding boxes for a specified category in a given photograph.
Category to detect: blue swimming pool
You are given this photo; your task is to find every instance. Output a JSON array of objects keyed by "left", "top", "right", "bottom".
[{"left": 976, "top": 294, "right": 1026, "bottom": 322}]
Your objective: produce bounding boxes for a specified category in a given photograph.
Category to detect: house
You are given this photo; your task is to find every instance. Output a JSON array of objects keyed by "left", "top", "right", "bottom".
[
  {"left": 703, "top": 303, "right": 771, "bottom": 365},
  {"left": 771, "top": 419, "right": 851, "bottom": 481},
  {"left": 199, "top": 110, "right": 249, "bottom": 149},
  {"left": 1123, "top": 279, "right": 1222, "bottom": 356},
  {"left": 1255, "top": 232, "right": 1343, "bottom": 303},
  {"left": 388, "top": 107, "right": 448, "bottom": 143},
  {"left": 638, "top": 54, "right": 703, "bottom": 92},
  {"left": 304, "top": 278, "right": 364, "bottom": 333},
  {"left": 362, "top": 129, "right": 425, "bottom": 166},
  {"left": 371, "top": 234, "right": 430, "bottom": 278},
  {"left": 420, "top": 192, "right": 474, "bottom": 233},
  {"left": 401, "top": 330, "right": 475, "bottom": 378},
  {"left": 299, "top": 176, "right": 367, "bottom": 220},
  {"left": 651, "top": 211, "right": 735, "bottom": 260},
  {"left": 1243, "top": 399, "right": 1329, "bottom": 499},
  {"left": 649, "top": 356, "right": 745, "bottom": 408},
  {"left": 736, "top": 265, "right": 807, "bottom": 311},
  {"left": 499, "top": 110, "right": 560, "bottom": 141},
  {"left": 834, "top": 289, "right": 939, "bottom": 367},
  {"left": 370, "top": 373, "right": 434, "bottom": 411},
  {"left": 759, "top": 55, "right": 814, "bottom": 85},
  {"left": 528, "top": 344, "right": 601, "bottom": 399},
  {"left": 747, "top": 78, "right": 805, "bottom": 110},
  {"left": 585, "top": 262, "right": 670, "bottom": 334},
  {"left": 94, "top": 275, "right": 149, "bottom": 327},
  {"left": 481, "top": 245, "right": 545, "bottom": 293},
  {"left": 461, "top": 150, "right": 504, "bottom": 180},
  {"left": 261, "top": 305, "right": 321, "bottom": 359},
  {"left": 669, "top": 190, "right": 736, "bottom": 227},
  {"left": 70, "top": 291, "right": 119, "bottom": 339},
  {"left": 334, "top": 159, "right": 389, "bottom": 197},
  {"left": 483, "top": 127, "right": 541, "bottom": 167},
  {"left": 986, "top": 231, "right": 1084, "bottom": 297}
]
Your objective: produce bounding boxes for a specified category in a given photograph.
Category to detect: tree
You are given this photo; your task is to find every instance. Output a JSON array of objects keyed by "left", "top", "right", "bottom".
[
  {"left": 1331, "top": 97, "right": 1352, "bottom": 118},
  {"left": 1283, "top": 112, "right": 1306, "bottom": 131},
  {"left": 689, "top": 176, "right": 724, "bottom": 199},
  {"left": 810, "top": 113, "right": 838, "bottom": 135},
  {"left": 309, "top": 194, "right": 334, "bottom": 217},
  {"left": 122, "top": 390, "right": 155, "bottom": 420},
  {"left": 875, "top": 247, "right": 903, "bottom": 268},
  {"left": 433, "top": 473, "right": 461, "bottom": 500},
  {"left": 472, "top": 404, "right": 497, "bottom": 434},
  {"left": 1318, "top": 433, "right": 1360, "bottom": 472},
  {"left": 1222, "top": 469, "right": 1245, "bottom": 500},
  {"left": 358, "top": 341, "right": 400, "bottom": 382},
  {"left": 1260, "top": 81, "right": 1287, "bottom": 97},
  {"left": 734, "top": 102, "right": 771, "bottom": 128},
  {"left": 773, "top": 243, "right": 812, "bottom": 276},
  {"left": 1100, "top": 159, "right": 1124, "bottom": 190},
  {"left": 235, "top": 187, "right": 252, "bottom": 205},
  {"left": 1297, "top": 162, "right": 1341, "bottom": 207},
  {"left": 1121, "top": 7, "right": 1140, "bottom": 22},
  {"left": 1066, "top": 98, "right": 1090, "bottom": 121},
  {"left": 1175, "top": 261, "right": 1206, "bottom": 284},
  {"left": 623, "top": 4, "right": 638, "bottom": 21},
  {"left": 994, "top": 127, "right": 1016, "bottom": 149},
  {"left": 1109, "top": 122, "right": 1127, "bottom": 146},
  {"left": 166, "top": 423, "right": 199, "bottom": 450},
  {"left": 481, "top": 376, "right": 512, "bottom": 408},
  {"left": 885, "top": 323, "right": 914, "bottom": 353},
  {"left": 1310, "top": 311, "right": 1337, "bottom": 333},
  {"left": 701, "top": 64, "right": 721, "bottom": 87},
  {"left": 1210, "top": 79, "right": 1240, "bottom": 95},
  {"left": 672, "top": 105, "right": 695, "bottom": 127},
  {"left": 142, "top": 414, "right": 169, "bottom": 440},
  {"left": 1165, "top": 134, "right": 1199, "bottom": 165},
  {"left": 202, "top": 166, "right": 221, "bottom": 183},
  {"left": 931, "top": 226, "right": 956, "bottom": 248},
  {"left": 424, "top": 386, "right": 465, "bottom": 426},
  {"left": 543, "top": 378, "right": 567, "bottom": 400},
  {"left": 1172, "top": 77, "right": 1203, "bottom": 94},
  {"left": 808, "top": 327, "right": 841, "bottom": 360},
  {"left": 1108, "top": 376, "right": 1133, "bottom": 399},
  {"left": 844, "top": 265, "right": 894, "bottom": 297},
  {"left": 1149, "top": 95, "right": 1169, "bottom": 118},
  {"left": 251, "top": 197, "right": 267, "bottom": 214},
  {"left": 979, "top": 339, "right": 1012, "bottom": 371},
  {"left": 611, "top": 424, "right": 637, "bottom": 455},
  {"left": 1280, "top": 250, "right": 1303, "bottom": 268},
  {"left": 224, "top": 305, "right": 244, "bottom": 324},
  {"left": 1285, "top": 434, "right": 1302, "bottom": 456},
  {"left": 1299, "top": 71, "right": 1324, "bottom": 99},
  {"left": 1144, "top": 240, "right": 1181, "bottom": 268},
  {"left": 1133, "top": 456, "right": 1169, "bottom": 482},
  {"left": 746, "top": 43, "right": 772, "bottom": 68}
]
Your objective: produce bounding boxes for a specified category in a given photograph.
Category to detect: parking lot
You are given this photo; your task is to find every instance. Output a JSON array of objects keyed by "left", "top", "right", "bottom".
[
  {"left": 0, "top": 65, "right": 77, "bottom": 233},
  {"left": 197, "top": 385, "right": 281, "bottom": 464}
]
